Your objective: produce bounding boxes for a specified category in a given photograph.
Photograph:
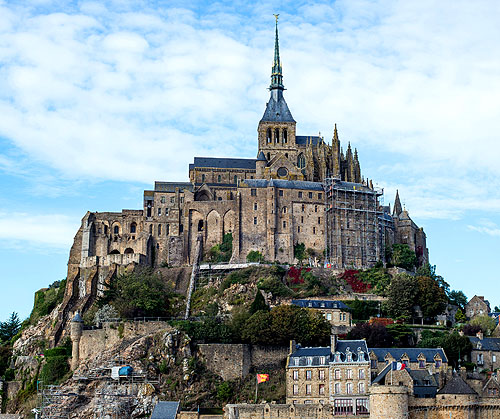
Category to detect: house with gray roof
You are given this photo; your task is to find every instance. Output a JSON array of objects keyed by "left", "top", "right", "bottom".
[{"left": 469, "top": 332, "right": 500, "bottom": 371}]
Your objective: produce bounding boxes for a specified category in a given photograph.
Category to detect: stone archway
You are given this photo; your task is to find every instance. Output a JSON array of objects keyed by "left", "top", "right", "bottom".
[
  {"left": 223, "top": 209, "right": 236, "bottom": 235},
  {"left": 206, "top": 210, "right": 222, "bottom": 249}
]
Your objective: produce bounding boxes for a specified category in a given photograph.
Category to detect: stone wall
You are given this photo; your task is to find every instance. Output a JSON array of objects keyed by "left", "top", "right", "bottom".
[
  {"left": 197, "top": 344, "right": 289, "bottom": 381},
  {"left": 224, "top": 403, "right": 336, "bottom": 419}
]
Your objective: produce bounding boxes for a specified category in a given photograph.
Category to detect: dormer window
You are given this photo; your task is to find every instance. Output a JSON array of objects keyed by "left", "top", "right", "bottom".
[
  {"left": 294, "top": 358, "right": 299, "bottom": 366},
  {"left": 319, "top": 356, "right": 325, "bottom": 364},
  {"left": 335, "top": 353, "right": 341, "bottom": 362},
  {"left": 307, "top": 357, "right": 312, "bottom": 365}
]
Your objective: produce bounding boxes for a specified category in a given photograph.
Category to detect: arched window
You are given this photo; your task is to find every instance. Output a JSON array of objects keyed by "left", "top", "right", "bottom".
[
  {"left": 283, "top": 128, "right": 288, "bottom": 143},
  {"left": 124, "top": 248, "right": 134, "bottom": 254},
  {"left": 104, "top": 225, "right": 108, "bottom": 235},
  {"left": 275, "top": 128, "right": 279, "bottom": 143},
  {"left": 149, "top": 224, "right": 153, "bottom": 234},
  {"left": 109, "top": 249, "right": 120, "bottom": 255},
  {"left": 130, "top": 223, "right": 137, "bottom": 234},
  {"left": 166, "top": 224, "right": 170, "bottom": 235},
  {"left": 217, "top": 175, "right": 221, "bottom": 182},
  {"left": 297, "top": 153, "right": 306, "bottom": 169},
  {"left": 198, "top": 220, "right": 204, "bottom": 231},
  {"left": 266, "top": 128, "right": 272, "bottom": 143},
  {"left": 158, "top": 224, "right": 162, "bottom": 236},
  {"left": 113, "top": 225, "right": 119, "bottom": 234}
]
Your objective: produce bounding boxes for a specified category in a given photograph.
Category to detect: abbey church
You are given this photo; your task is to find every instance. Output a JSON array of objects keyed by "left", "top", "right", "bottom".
[{"left": 64, "top": 20, "right": 428, "bottom": 317}]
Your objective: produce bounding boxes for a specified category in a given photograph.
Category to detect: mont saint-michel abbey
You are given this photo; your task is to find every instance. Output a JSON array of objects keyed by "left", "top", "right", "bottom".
[{"left": 68, "top": 21, "right": 428, "bottom": 304}]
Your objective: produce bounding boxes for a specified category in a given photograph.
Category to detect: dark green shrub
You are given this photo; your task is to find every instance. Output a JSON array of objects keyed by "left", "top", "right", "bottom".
[
  {"left": 246, "top": 250, "right": 263, "bottom": 262},
  {"left": 39, "top": 356, "right": 69, "bottom": 384}
]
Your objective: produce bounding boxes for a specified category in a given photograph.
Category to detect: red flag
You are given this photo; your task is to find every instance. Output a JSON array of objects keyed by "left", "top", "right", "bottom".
[{"left": 257, "top": 374, "right": 269, "bottom": 383}]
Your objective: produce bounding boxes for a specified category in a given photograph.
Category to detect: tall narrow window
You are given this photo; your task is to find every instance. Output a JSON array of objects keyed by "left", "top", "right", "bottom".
[
  {"left": 217, "top": 175, "right": 221, "bottom": 182},
  {"left": 275, "top": 128, "right": 279, "bottom": 143},
  {"left": 283, "top": 128, "right": 288, "bottom": 143},
  {"left": 254, "top": 203, "right": 258, "bottom": 210},
  {"left": 158, "top": 224, "right": 161, "bottom": 236},
  {"left": 267, "top": 152, "right": 270, "bottom": 160},
  {"left": 297, "top": 153, "right": 305, "bottom": 169},
  {"left": 158, "top": 207, "right": 162, "bottom": 216},
  {"left": 130, "top": 223, "right": 136, "bottom": 233},
  {"left": 234, "top": 175, "right": 237, "bottom": 184},
  {"left": 166, "top": 224, "right": 170, "bottom": 235},
  {"left": 201, "top": 174, "right": 205, "bottom": 182},
  {"left": 267, "top": 128, "right": 272, "bottom": 143}
]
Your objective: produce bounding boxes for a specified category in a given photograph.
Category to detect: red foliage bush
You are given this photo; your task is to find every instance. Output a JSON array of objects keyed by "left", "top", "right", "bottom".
[
  {"left": 286, "top": 266, "right": 311, "bottom": 285},
  {"left": 339, "top": 269, "right": 371, "bottom": 293}
]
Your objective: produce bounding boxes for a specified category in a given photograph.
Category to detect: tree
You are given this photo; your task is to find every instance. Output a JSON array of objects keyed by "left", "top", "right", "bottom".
[
  {"left": 416, "top": 263, "right": 449, "bottom": 294},
  {"left": 470, "top": 315, "right": 497, "bottom": 336},
  {"left": 384, "top": 273, "right": 419, "bottom": 319},
  {"left": 0, "top": 312, "right": 21, "bottom": 343},
  {"left": 347, "top": 323, "right": 393, "bottom": 347},
  {"left": 416, "top": 276, "right": 448, "bottom": 319},
  {"left": 249, "top": 291, "right": 269, "bottom": 315},
  {"left": 441, "top": 332, "right": 472, "bottom": 369},
  {"left": 455, "top": 309, "right": 466, "bottom": 323},
  {"left": 102, "top": 268, "right": 174, "bottom": 318},
  {"left": 448, "top": 290, "right": 468, "bottom": 310},
  {"left": 294, "top": 243, "right": 306, "bottom": 263},
  {"left": 418, "top": 330, "right": 446, "bottom": 348},
  {"left": 391, "top": 244, "right": 417, "bottom": 270},
  {"left": 386, "top": 324, "right": 415, "bottom": 347},
  {"left": 246, "top": 250, "right": 263, "bottom": 263}
]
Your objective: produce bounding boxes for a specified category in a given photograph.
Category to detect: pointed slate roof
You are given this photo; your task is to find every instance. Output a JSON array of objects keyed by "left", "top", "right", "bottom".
[
  {"left": 257, "top": 151, "right": 267, "bottom": 161},
  {"left": 393, "top": 190, "right": 403, "bottom": 217},
  {"left": 437, "top": 375, "right": 477, "bottom": 395},
  {"left": 260, "top": 94, "right": 295, "bottom": 123}
]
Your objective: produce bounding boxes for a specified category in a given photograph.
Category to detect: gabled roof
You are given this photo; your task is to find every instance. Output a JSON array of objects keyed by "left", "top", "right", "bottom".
[
  {"left": 469, "top": 337, "right": 500, "bottom": 352},
  {"left": 437, "top": 375, "right": 477, "bottom": 395},
  {"left": 189, "top": 157, "right": 257, "bottom": 171},
  {"left": 150, "top": 401, "right": 180, "bottom": 419},
  {"left": 370, "top": 348, "right": 448, "bottom": 363},
  {"left": 257, "top": 151, "right": 267, "bottom": 161},
  {"left": 291, "top": 299, "right": 350, "bottom": 310},
  {"left": 240, "top": 179, "right": 324, "bottom": 191}
]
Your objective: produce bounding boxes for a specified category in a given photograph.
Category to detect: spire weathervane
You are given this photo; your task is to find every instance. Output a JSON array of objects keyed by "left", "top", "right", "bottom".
[{"left": 270, "top": 14, "right": 284, "bottom": 91}]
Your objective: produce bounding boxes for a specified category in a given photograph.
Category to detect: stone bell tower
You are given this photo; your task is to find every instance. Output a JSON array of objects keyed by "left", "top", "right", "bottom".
[{"left": 257, "top": 15, "right": 299, "bottom": 175}]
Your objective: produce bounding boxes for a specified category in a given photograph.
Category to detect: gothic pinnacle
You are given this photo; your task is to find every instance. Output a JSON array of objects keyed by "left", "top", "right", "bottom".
[{"left": 270, "top": 14, "right": 284, "bottom": 91}]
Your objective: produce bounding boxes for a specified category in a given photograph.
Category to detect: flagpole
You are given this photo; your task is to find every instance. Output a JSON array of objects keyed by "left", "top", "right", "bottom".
[{"left": 255, "top": 375, "right": 258, "bottom": 403}]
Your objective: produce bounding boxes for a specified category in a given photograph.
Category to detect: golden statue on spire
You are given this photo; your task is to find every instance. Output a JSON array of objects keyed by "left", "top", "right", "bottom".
[{"left": 274, "top": 13, "right": 279, "bottom": 22}]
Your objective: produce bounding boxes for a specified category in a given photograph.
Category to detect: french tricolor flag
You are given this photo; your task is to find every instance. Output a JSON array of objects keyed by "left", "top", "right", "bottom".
[{"left": 392, "top": 361, "right": 406, "bottom": 370}]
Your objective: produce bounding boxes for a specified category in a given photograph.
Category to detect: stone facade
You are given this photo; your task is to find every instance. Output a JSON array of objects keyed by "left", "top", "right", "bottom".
[
  {"left": 291, "top": 299, "right": 352, "bottom": 328},
  {"left": 466, "top": 295, "right": 491, "bottom": 319},
  {"left": 60, "top": 21, "right": 428, "bottom": 329},
  {"left": 469, "top": 333, "right": 500, "bottom": 371},
  {"left": 286, "top": 335, "right": 370, "bottom": 414}
]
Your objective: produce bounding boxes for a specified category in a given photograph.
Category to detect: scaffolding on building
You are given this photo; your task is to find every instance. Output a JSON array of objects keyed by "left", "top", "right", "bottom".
[
  {"left": 324, "top": 177, "right": 386, "bottom": 270},
  {"left": 37, "top": 383, "right": 78, "bottom": 419}
]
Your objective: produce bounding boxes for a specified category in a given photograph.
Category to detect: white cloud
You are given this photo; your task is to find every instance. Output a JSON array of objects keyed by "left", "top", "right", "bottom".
[
  {"left": 0, "top": 1, "right": 499, "bottom": 218},
  {"left": 467, "top": 220, "right": 500, "bottom": 237},
  {"left": 0, "top": 211, "right": 79, "bottom": 250}
]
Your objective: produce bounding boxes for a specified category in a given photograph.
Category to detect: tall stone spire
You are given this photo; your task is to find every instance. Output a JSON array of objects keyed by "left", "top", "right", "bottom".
[
  {"left": 270, "top": 14, "right": 284, "bottom": 91},
  {"left": 393, "top": 190, "right": 403, "bottom": 217}
]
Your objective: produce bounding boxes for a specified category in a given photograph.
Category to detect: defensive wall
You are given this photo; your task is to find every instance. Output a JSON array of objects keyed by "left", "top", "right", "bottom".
[{"left": 197, "top": 344, "right": 289, "bottom": 381}]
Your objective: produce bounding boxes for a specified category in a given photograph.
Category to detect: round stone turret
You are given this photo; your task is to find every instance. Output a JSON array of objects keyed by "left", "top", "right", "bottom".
[
  {"left": 369, "top": 385, "right": 408, "bottom": 419},
  {"left": 70, "top": 312, "right": 83, "bottom": 370}
]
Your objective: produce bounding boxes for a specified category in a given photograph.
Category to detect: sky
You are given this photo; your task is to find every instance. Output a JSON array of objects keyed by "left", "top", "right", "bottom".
[{"left": 0, "top": 0, "right": 499, "bottom": 321}]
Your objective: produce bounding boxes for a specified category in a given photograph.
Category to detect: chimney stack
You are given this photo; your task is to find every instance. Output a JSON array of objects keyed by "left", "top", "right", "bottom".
[{"left": 331, "top": 334, "right": 337, "bottom": 353}]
